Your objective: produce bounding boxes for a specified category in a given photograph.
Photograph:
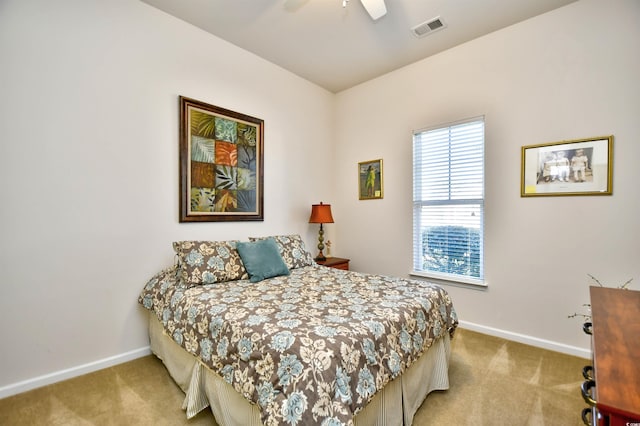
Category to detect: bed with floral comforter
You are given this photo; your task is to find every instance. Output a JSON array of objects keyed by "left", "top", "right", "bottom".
[{"left": 138, "top": 236, "right": 458, "bottom": 426}]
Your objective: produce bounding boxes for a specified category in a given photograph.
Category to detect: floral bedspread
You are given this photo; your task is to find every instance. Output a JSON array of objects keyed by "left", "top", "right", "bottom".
[{"left": 139, "top": 265, "right": 458, "bottom": 426}]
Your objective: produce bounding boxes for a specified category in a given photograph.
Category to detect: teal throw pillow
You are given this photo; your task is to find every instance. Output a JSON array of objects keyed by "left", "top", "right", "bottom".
[{"left": 236, "top": 238, "right": 290, "bottom": 283}]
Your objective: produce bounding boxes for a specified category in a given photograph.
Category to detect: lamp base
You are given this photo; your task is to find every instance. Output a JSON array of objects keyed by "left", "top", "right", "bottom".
[{"left": 315, "top": 223, "right": 326, "bottom": 262}]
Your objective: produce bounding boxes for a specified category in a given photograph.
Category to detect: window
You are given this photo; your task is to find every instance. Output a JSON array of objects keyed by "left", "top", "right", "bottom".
[{"left": 412, "top": 117, "right": 485, "bottom": 285}]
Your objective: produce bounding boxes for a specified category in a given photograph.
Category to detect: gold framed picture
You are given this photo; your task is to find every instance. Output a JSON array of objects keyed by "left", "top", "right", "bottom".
[
  {"left": 358, "top": 159, "right": 383, "bottom": 200},
  {"left": 521, "top": 136, "right": 613, "bottom": 197}
]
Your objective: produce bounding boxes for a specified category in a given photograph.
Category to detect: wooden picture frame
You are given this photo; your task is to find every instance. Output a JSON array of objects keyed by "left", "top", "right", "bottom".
[
  {"left": 521, "top": 136, "right": 613, "bottom": 197},
  {"left": 179, "top": 96, "right": 264, "bottom": 222},
  {"left": 358, "top": 159, "right": 383, "bottom": 200}
]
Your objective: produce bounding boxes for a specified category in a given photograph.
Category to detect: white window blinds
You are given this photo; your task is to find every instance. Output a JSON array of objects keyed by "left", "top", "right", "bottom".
[{"left": 412, "top": 117, "right": 485, "bottom": 284}]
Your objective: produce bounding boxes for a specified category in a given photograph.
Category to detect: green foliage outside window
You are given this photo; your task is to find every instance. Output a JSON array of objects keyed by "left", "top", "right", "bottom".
[{"left": 422, "top": 226, "right": 481, "bottom": 278}]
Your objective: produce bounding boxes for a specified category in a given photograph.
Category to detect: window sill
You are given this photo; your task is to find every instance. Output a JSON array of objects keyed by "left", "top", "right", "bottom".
[{"left": 410, "top": 270, "right": 488, "bottom": 289}]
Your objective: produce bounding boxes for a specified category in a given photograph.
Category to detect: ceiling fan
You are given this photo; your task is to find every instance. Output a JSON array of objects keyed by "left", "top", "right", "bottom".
[
  {"left": 347, "top": 0, "right": 387, "bottom": 20},
  {"left": 284, "top": 0, "right": 387, "bottom": 21}
]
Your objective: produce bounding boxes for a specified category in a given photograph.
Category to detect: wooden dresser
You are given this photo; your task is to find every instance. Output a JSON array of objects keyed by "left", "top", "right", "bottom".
[{"left": 584, "top": 286, "right": 640, "bottom": 425}]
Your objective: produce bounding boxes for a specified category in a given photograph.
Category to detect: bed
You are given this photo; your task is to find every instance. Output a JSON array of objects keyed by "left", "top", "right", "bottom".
[{"left": 138, "top": 235, "right": 458, "bottom": 426}]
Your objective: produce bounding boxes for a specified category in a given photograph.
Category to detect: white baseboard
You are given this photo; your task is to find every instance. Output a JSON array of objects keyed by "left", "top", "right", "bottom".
[
  {"left": 0, "top": 321, "right": 591, "bottom": 399},
  {"left": 458, "top": 320, "right": 591, "bottom": 359},
  {"left": 0, "top": 346, "right": 151, "bottom": 400}
]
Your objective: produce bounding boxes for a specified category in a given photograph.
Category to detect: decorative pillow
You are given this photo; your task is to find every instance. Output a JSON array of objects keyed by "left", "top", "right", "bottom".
[
  {"left": 172, "top": 240, "right": 248, "bottom": 286},
  {"left": 236, "top": 238, "right": 290, "bottom": 283},
  {"left": 249, "top": 234, "right": 315, "bottom": 269},
  {"left": 143, "top": 265, "right": 180, "bottom": 291}
]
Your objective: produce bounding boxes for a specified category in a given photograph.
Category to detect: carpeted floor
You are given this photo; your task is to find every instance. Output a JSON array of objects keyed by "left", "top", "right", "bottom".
[{"left": 0, "top": 328, "right": 588, "bottom": 425}]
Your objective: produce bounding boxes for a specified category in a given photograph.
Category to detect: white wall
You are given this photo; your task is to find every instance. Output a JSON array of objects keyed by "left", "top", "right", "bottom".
[
  {"left": 333, "top": 0, "right": 640, "bottom": 356},
  {"left": 0, "top": 0, "right": 334, "bottom": 393}
]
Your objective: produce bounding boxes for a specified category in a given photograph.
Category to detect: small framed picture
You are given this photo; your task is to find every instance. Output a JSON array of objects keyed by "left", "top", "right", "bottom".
[
  {"left": 358, "top": 159, "right": 383, "bottom": 200},
  {"left": 521, "top": 136, "right": 613, "bottom": 197}
]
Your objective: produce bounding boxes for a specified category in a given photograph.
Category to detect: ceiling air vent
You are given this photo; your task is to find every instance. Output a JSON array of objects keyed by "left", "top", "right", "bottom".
[{"left": 411, "top": 16, "right": 446, "bottom": 38}]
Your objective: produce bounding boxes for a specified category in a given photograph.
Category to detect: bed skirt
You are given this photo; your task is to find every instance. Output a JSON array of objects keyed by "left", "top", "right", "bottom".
[{"left": 148, "top": 311, "right": 451, "bottom": 425}]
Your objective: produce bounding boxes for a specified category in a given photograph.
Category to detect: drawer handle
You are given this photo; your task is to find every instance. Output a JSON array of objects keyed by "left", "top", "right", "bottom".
[
  {"left": 581, "top": 379, "right": 596, "bottom": 406},
  {"left": 582, "top": 365, "right": 594, "bottom": 381},
  {"left": 583, "top": 322, "right": 592, "bottom": 335},
  {"left": 581, "top": 407, "right": 593, "bottom": 426}
]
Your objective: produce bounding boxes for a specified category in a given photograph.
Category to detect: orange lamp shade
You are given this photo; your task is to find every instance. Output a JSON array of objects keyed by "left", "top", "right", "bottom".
[{"left": 309, "top": 202, "right": 334, "bottom": 224}]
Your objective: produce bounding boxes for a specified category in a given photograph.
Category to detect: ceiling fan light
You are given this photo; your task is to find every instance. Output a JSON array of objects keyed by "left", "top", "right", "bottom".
[{"left": 361, "top": 0, "right": 387, "bottom": 21}]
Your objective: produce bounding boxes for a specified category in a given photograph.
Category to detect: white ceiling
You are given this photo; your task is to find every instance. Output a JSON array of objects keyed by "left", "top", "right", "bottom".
[{"left": 141, "top": 0, "right": 578, "bottom": 93}]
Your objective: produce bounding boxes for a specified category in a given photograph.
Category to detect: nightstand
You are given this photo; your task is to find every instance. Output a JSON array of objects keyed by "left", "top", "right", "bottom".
[{"left": 316, "top": 257, "right": 350, "bottom": 270}]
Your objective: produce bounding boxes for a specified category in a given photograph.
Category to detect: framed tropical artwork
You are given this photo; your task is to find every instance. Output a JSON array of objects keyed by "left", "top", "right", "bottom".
[{"left": 179, "top": 96, "right": 264, "bottom": 222}]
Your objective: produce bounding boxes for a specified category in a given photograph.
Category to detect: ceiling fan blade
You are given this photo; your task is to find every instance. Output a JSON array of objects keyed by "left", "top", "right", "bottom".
[{"left": 360, "top": 0, "right": 386, "bottom": 20}]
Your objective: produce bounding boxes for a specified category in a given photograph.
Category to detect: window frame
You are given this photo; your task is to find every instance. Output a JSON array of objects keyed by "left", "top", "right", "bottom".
[{"left": 411, "top": 116, "right": 486, "bottom": 287}]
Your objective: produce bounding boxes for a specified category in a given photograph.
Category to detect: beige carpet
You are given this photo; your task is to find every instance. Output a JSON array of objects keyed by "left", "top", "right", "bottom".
[{"left": 0, "top": 329, "right": 588, "bottom": 425}]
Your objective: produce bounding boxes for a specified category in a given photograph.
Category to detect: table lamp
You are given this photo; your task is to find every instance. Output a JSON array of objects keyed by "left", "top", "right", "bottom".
[{"left": 308, "top": 202, "right": 334, "bottom": 261}]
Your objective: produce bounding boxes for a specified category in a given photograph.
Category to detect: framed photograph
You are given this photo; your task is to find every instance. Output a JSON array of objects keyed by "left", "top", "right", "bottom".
[
  {"left": 358, "top": 159, "right": 383, "bottom": 200},
  {"left": 521, "top": 136, "right": 613, "bottom": 197},
  {"left": 179, "top": 96, "right": 264, "bottom": 222}
]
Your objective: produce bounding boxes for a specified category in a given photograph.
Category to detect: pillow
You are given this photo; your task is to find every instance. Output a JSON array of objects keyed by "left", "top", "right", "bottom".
[
  {"left": 236, "top": 238, "right": 290, "bottom": 283},
  {"left": 173, "top": 240, "right": 249, "bottom": 286},
  {"left": 143, "top": 265, "right": 180, "bottom": 291},
  {"left": 248, "top": 234, "right": 315, "bottom": 269}
]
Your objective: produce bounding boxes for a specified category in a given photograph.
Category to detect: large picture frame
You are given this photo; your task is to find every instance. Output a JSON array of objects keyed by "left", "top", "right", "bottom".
[
  {"left": 521, "top": 136, "right": 613, "bottom": 197},
  {"left": 179, "top": 96, "right": 264, "bottom": 222},
  {"left": 358, "top": 159, "right": 383, "bottom": 200}
]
